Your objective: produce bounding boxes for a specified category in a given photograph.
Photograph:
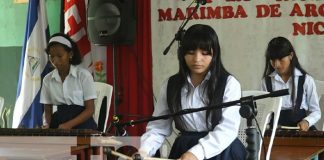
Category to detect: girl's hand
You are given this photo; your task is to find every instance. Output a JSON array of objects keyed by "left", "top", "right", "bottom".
[
  {"left": 58, "top": 123, "right": 72, "bottom": 129},
  {"left": 298, "top": 120, "right": 309, "bottom": 131},
  {"left": 136, "top": 150, "right": 149, "bottom": 158},
  {"left": 178, "top": 152, "right": 198, "bottom": 160},
  {"left": 41, "top": 124, "right": 49, "bottom": 129}
]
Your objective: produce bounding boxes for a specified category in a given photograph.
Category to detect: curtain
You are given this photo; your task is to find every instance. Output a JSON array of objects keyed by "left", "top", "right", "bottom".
[{"left": 106, "top": 0, "right": 153, "bottom": 136}]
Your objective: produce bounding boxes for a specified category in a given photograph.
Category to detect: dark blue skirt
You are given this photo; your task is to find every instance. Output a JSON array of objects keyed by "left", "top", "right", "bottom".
[
  {"left": 49, "top": 104, "right": 97, "bottom": 130},
  {"left": 169, "top": 132, "right": 246, "bottom": 160},
  {"left": 279, "top": 109, "right": 316, "bottom": 130}
]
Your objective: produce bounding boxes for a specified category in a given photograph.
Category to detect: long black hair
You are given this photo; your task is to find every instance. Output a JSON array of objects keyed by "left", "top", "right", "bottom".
[
  {"left": 45, "top": 33, "right": 82, "bottom": 65},
  {"left": 262, "top": 36, "right": 307, "bottom": 108},
  {"left": 168, "top": 24, "right": 230, "bottom": 131}
]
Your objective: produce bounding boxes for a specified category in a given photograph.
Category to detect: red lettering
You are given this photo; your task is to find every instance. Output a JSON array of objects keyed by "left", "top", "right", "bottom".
[
  {"left": 206, "top": 7, "right": 222, "bottom": 19},
  {"left": 314, "top": 22, "right": 324, "bottom": 35},
  {"left": 223, "top": 6, "right": 235, "bottom": 19},
  {"left": 305, "top": 4, "right": 318, "bottom": 17},
  {"left": 256, "top": 5, "right": 271, "bottom": 18},
  {"left": 157, "top": 5, "right": 249, "bottom": 21},
  {"left": 319, "top": 4, "right": 324, "bottom": 16},
  {"left": 293, "top": 23, "right": 306, "bottom": 35},
  {"left": 256, "top": 4, "right": 281, "bottom": 18},
  {"left": 158, "top": 8, "right": 172, "bottom": 21},
  {"left": 199, "top": 7, "right": 207, "bottom": 19},
  {"left": 235, "top": 5, "right": 248, "bottom": 18},
  {"left": 187, "top": 7, "right": 200, "bottom": 20},
  {"left": 270, "top": 4, "right": 281, "bottom": 17},
  {"left": 293, "top": 22, "right": 324, "bottom": 36},
  {"left": 290, "top": 3, "right": 304, "bottom": 17},
  {"left": 290, "top": 4, "right": 324, "bottom": 17},
  {"left": 306, "top": 22, "right": 314, "bottom": 35},
  {"left": 174, "top": 8, "right": 185, "bottom": 21}
]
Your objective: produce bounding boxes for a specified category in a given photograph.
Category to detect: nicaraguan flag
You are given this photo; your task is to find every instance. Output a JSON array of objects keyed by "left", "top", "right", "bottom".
[{"left": 12, "top": 0, "right": 51, "bottom": 128}]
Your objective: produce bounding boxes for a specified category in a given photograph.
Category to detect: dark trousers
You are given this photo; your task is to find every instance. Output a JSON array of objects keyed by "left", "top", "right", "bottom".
[
  {"left": 50, "top": 105, "right": 97, "bottom": 130},
  {"left": 279, "top": 109, "right": 316, "bottom": 130},
  {"left": 168, "top": 132, "right": 246, "bottom": 160}
]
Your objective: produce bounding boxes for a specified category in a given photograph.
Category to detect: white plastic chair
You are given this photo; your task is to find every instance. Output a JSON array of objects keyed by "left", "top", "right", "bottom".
[
  {"left": 315, "top": 80, "right": 324, "bottom": 130},
  {"left": 160, "top": 122, "right": 180, "bottom": 158},
  {"left": 0, "top": 96, "right": 4, "bottom": 127},
  {"left": 94, "top": 82, "right": 113, "bottom": 132},
  {"left": 0, "top": 97, "right": 4, "bottom": 117},
  {"left": 239, "top": 90, "right": 282, "bottom": 160}
]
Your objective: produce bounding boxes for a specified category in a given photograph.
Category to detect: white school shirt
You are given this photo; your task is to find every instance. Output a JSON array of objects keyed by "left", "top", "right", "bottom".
[
  {"left": 261, "top": 68, "right": 321, "bottom": 126},
  {"left": 140, "top": 74, "right": 242, "bottom": 160},
  {"left": 40, "top": 65, "right": 97, "bottom": 106}
]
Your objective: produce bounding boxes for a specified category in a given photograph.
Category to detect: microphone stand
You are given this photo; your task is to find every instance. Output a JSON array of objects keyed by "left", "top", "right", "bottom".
[
  {"left": 106, "top": 115, "right": 128, "bottom": 136},
  {"left": 239, "top": 96, "right": 260, "bottom": 160},
  {"left": 113, "top": 89, "right": 288, "bottom": 160},
  {"left": 163, "top": 0, "right": 201, "bottom": 55}
]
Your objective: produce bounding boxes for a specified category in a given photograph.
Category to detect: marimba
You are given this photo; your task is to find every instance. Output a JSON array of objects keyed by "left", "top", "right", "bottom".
[
  {"left": 263, "top": 129, "right": 324, "bottom": 160},
  {"left": 0, "top": 128, "right": 105, "bottom": 160},
  {"left": 0, "top": 129, "right": 173, "bottom": 160},
  {"left": 0, "top": 128, "right": 103, "bottom": 136}
]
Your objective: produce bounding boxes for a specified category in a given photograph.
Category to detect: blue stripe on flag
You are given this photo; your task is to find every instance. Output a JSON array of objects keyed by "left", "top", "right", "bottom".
[
  {"left": 16, "top": 0, "right": 39, "bottom": 97},
  {"left": 13, "top": 0, "right": 50, "bottom": 128},
  {"left": 20, "top": 62, "right": 51, "bottom": 128}
]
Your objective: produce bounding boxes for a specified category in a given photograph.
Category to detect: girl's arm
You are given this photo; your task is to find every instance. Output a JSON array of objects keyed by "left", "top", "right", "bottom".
[
  {"left": 139, "top": 79, "right": 173, "bottom": 157},
  {"left": 43, "top": 104, "right": 53, "bottom": 128},
  {"left": 303, "top": 75, "right": 321, "bottom": 128}
]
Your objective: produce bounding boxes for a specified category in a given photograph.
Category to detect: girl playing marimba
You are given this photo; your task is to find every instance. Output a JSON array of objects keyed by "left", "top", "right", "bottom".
[
  {"left": 261, "top": 37, "right": 321, "bottom": 131},
  {"left": 139, "top": 24, "right": 246, "bottom": 160}
]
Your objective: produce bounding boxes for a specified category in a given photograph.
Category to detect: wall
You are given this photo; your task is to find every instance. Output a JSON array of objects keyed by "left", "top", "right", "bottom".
[
  {"left": 151, "top": 1, "right": 324, "bottom": 99},
  {"left": 0, "top": 0, "right": 61, "bottom": 127}
]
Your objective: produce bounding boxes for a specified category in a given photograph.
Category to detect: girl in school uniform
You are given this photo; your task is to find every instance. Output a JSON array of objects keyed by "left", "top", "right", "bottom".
[
  {"left": 40, "top": 33, "right": 97, "bottom": 130},
  {"left": 139, "top": 24, "right": 246, "bottom": 160},
  {"left": 261, "top": 36, "right": 321, "bottom": 131}
]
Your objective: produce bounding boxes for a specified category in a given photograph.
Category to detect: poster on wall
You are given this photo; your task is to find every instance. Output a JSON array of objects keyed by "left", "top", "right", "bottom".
[{"left": 151, "top": 0, "right": 323, "bottom": 96}]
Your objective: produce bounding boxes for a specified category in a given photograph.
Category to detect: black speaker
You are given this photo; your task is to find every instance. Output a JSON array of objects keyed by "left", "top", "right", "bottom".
[{"left": 87, "top": 0, "right": 136, "bottom": 45}]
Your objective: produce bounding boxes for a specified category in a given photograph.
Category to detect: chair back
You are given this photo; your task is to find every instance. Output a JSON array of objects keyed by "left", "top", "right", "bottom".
[
  {"left": 239, "top": 90, "right": 282, "bottom": 160},
  {"left": 94, "top": 82, "right": 113, "bottom": 132},
  {"left": 0, "top": 97, "right": 3, "bottom": 116},
  {"left": 315, "top": 80, "right": 324, "bottom": 130},
  {"left": 0, "top": 96, "right": 4, "bottom": 127}
]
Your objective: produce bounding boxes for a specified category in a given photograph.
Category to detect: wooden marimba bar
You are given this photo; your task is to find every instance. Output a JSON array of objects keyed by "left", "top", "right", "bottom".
[
  {"left": 263, "top": 129, "right": 324, "bottom": 160},
  {"left": 0, "top": 128, "right": 103, "bottom": 136},
  {"left": 0, "top": 128, "right": 105, "bottom": 160}
]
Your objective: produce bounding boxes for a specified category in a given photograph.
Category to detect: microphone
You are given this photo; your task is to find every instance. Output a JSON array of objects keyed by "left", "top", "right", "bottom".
[{"left": 113, "top": 115, "right": 128, "bottom": 136}]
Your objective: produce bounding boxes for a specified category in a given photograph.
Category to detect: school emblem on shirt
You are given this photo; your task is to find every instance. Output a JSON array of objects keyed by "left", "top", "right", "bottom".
[{"left": 28, "top": 56, "right": 40, "bottom": 76}]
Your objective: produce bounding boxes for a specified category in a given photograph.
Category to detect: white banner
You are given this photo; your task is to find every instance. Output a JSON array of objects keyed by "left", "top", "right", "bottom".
[{"left": 151, "top": 0, "right": 324, "bottom": 96}]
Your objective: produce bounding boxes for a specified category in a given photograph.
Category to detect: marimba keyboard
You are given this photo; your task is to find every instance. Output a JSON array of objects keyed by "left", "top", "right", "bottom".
[
  {"left": 263, "top": 129, "right": 324, "bottom": 160},
  {"left": 0, "top": 128, "right": 107, "bottom": 159},
  {"left": 0, "top": 128, "right": 103, "bottom": 136},
  {"left": 266, "top": 129, "right": 324, "bottom": 138}
]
